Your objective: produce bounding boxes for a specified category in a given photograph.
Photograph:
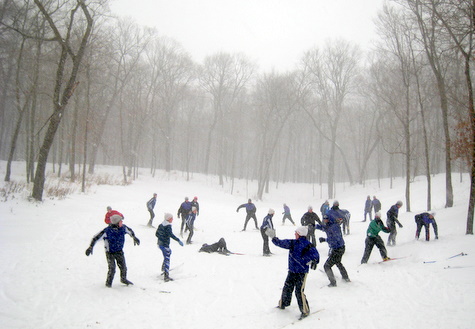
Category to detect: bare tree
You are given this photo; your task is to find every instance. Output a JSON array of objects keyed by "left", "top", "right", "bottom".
[
  {"left": 302, "top": 39, "right": 360, "bottom": 198},
  {"left": 31, "top": 0, "right": 93, "bottom": 201}
]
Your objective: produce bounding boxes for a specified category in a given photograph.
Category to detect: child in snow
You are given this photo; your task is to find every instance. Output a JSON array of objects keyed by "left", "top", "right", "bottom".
[
  {"left": 361, "top": 212, "right": 391, "bottom": 264},
  {"left": 260, "top": 208, "right": 275, "bottom": 256},
  {"left": 415, "top": 212, "right": 439, "bottom": 241},
  {"left": 156, "top": 213, "right": 184, "bottom": 282},
  {"left": 387, "top": 201, "right": 404, "bottom": 246},
  {"left": 363, "top": 195, "right": 372, "bottom": 222},
  {"left": 185, "top": 207, "right": 198, "bottom": 244},
  {"left": 199, "top": 238, "right": 231, "bottom": 254},
  {"left": 316, "top": 212, "right": 350, "bottom": 287},
  {"left": 300, "top": 206, "right": 321, "bottom": 246},
  {"left": 272, "top": 226, "right": 320, "bottom": 320},
  {"left": 85, "top": 215, "right": 140, "bottom": 287}
]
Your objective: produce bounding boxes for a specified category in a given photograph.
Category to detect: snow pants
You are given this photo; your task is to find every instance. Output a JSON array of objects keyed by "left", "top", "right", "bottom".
[
  {"left": 282, "top": 214, "right": 295, "bottom": 225},
  {"left": 147, "top": 209, "right": 155, "bottom": 226},
  {"left": 387, "top": 223, "right": 398, "bottom": 246},
  {"left": 159, "top": 245, "right": 172, "bottom": 274},
  {"left": 105, "top": 251, "right": 127, "bottom": 286},
  {"left": 260, "top": 228, "right": 271, "bottom": 255},
  {"left": 186, "top": 221, "right": 194, "bottom": 244},
  {"left": 279, "top": 272, "right": 310, "bottom": 316},
  {"left": 324, "top": 246, "right": 349, "bottom": 285},
  {"left": 243, "top": 213, "right": 258, "bottom": 230},
  {"left": 361, "top": 235, "right": 387, "bottom": 263}
]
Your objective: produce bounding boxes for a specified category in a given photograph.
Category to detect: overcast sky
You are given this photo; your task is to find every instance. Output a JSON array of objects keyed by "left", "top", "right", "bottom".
[{"left": 110, "top": 0, "right": 384, "bottom": 72}]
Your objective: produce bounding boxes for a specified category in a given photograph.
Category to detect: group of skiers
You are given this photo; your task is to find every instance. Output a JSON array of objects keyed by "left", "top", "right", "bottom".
[{"left": 84, "top": 193, "right": 439, "bottom": 321}]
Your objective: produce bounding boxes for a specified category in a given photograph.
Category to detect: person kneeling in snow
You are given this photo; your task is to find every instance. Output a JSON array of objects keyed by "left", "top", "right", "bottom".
[
  {"left": 85, "top": 215, "right": 140, "bottom": 287},
  {"left": 361, "top": 212, "right": 391, "bottom": 264},
  {"left": 199, "top": 238, "right": 231, "bottom": 254},
  {"left": 272, "top": 226, "right": 320, "bottom": 320}
]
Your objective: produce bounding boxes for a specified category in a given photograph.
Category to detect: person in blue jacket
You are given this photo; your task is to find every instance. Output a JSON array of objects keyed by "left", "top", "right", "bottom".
[
  {"left": 236, "top": 199, "right": 258, "bottom": 231},
  {"left": 146, "top": 193, "right": 157, "bottom": 227},
  {"left": 272, "top": 226, "right": 320, "bottom": 320},
  {"left": 415, "top": 212, "right": 438, "bottom": 241},
  {"left": 387, "top": 201, "right": 403, "bottom": 246},
  {"left": 260, "top": 208, "right": 275, "bottom": 256},
  {"left": 156, "top": 213, "right": 184, "bottom": 282},
  {"left": 317, "top": 202, "right": 350, "bottom": 287},
  {"left": 185, "top": 207, "right": 198, "bottom": 244},
  {"left": 363, "top": 195, "right": 372, "bottom": 222},
  {"left": 177, "top": 197, "right": 193, "bottom": 236},
  {"left": 85, "top": 215, "right": 140, "bottom": 287},
  {"left": 282, "top": 203, "right": 295, "bottom": 225}
]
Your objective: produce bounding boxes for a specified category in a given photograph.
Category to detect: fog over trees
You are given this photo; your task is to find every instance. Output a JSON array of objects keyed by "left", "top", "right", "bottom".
[{"left": 1, "top": 0, "right": 474, "bottom": 233}]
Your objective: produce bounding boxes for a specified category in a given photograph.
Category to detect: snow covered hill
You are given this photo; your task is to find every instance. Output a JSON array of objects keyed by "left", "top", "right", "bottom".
[{"left": 1, "top": 163, "right": 474, "bottom": 329}]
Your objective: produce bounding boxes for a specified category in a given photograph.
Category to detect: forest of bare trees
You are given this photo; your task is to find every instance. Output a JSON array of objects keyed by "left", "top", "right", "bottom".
[{"left": 0, "top": 0, "right": 474, "bottom": 233}]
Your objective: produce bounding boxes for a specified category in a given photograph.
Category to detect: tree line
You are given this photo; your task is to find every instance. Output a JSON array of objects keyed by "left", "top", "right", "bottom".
[{"left": 0, "top": 0, "right": 474, "bottom": 233}]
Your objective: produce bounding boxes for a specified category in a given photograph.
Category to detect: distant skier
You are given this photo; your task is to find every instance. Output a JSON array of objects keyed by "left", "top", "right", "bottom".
[
  {"left": 372, "top": 196, "right": 381, "bottom": 213},
  {"left": 199, "top": 238, "right": 231, "bottom": 254},
  {"left": 363, "top": 195, "right": 372, "bottom": 222},
  {"left": 104, "top": 206, "right": 124, "bottom": 225},
  {"left": 282, "top": 203, "right": 295, "bottom": 225},
  {"left": 415, "top": 212, "right": 439, "bottom": 241},
  {"left": 85, "top": 215, "right": 140, "bottom": 287},
  {"left": 316, "top": 213, "right": 350, "bottom": 287},
  {"left": 260, "top": 208, "right": 276, "bottom": 256},
  {"left": 156, "top": 213, "right": 184, "bottom": 282},
  {"left": 191, "top": 196, "right": 200, "bottom": 216},
  {"left": 320, "top": 200, "right": 330, "bottom": 218},
  {"left": 273, "top": 226, "right": 320, "bottom": 321},
  {"left": 146, "top": 193, "right": 157, "bottom": 227},
  {"left": 361, "top": 212, "right": 391, "bottom": 263},
  {"left": 300, "top": 206, "right": 321, "bottom": 246},
  {"left": 185, "top": 207, "right": 198, "bottom": 244},
  {"left": 236, "top": 199, "right": 258, "bottom": 231},
  {"left": 177, "top": 197, "right": 192, "bottom": 236},
  {"left": 386, "top": 201, "right": 403, "bottom": 246}
]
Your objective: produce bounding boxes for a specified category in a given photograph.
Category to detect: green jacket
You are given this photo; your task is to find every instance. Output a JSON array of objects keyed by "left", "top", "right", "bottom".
[{"left": 367, "top": 218, "right": 390, "bottom": 237}]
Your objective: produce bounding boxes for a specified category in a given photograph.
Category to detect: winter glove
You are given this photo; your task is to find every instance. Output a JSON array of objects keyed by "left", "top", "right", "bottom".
[
  {"left": 310, "top": 260, "right": 318, "bottom": 270},
  {"left": 178, "top": 240, "right": 184, "bottom": 246},
  {"left": 399, "top": 224, "right": 403, "bottom": 228},
  {"left": 134, "top": 237, "right": 140, "bottom": 246},
  {"left": 85, "top": 246, "right": 93, "bottom": 256},
  {"left": 319, "top": 237, "right": 326, "bottom": 243},
  {"left": 265, "top": 228, "right": 276, "bottom": 238}
]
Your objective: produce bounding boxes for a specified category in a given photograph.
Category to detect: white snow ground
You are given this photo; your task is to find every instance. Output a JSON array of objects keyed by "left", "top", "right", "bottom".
[{"left": 1, "top": 162, "right": 474, "bottom": 329}]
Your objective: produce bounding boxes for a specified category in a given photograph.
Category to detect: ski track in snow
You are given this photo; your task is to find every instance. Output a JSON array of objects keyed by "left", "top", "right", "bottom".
[{"left": 1, "top": 163, "right": 475, "bottom": 329}]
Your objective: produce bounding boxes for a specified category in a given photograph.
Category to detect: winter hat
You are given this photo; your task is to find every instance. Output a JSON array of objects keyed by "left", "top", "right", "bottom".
[
  {"left": 308, "top": 205, "right": 313, "bottom": 211},
  {"left": 164, "top": 213, "right": 173, "bottom": 221},
  {"left": 110, "top": 214, "right": 122, "bottom": 224},
  {"left": 268, "top": 208, "right": 275, "bottom": 215},
  {"left": 295, "top": 226, "right": 308, "bottom": 237},
  {"left": 333, "top": 200, "right": 339, "bottom": 207},
  {"left": 396, "top": 200, "right": 403, "bottom": 206},
  {"left": 375, "top": 211, "right": 381, "bottom": 218},
  {"left": 107, "top": 206, "right": 112, "bottom": 211}
]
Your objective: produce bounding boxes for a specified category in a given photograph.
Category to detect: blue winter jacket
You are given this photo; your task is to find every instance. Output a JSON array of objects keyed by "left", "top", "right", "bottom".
[
  {"left": 156, "top": 221, "right": 181, "bottom": 247},
  {"left": 316, "top": 209, "right": 345, "bottom": 249},
  {"left": 147, "top": 197, "right": 157, "bottom": 210},
  {"left": 261, "top": 213, "right": 274, "bottom": 230},
  {"left": 90, "top": 224, "right": 137, "bottom": 253},
  {"left": 237, "top": 202, "right": 256, "bottom": 213},
  {"left": 272, "top": 236, "right": 319, "bottom": 273}
]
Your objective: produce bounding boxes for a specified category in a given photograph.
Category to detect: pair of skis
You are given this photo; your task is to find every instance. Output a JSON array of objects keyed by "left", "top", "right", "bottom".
[{"left": 423, "top": 252, "right": 467, "bottom": 264}]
